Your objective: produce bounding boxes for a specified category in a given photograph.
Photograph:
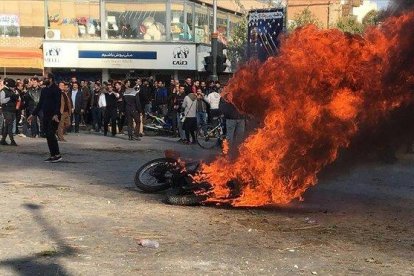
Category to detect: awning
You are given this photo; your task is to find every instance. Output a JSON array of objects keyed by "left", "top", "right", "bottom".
[{"left": 0, "top": 48, "right": 43, "bottom": 70}]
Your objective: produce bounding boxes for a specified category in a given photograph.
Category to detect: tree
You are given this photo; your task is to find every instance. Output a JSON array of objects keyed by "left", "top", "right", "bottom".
[
  {"left": 335, "top": 16, "right": 364, "bottom": 34},
  {"left": 288, "top": 8, "right": 323, "bottom": 31},
  {"left": 227, "top": 16, "right": 248, "bottom": 68},
  {"left": 362, "top": 10, "right": 379, "bottom": 26}
]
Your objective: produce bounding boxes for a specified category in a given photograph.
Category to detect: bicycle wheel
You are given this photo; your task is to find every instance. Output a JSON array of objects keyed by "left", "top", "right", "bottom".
[{"left": 197, "top": 124, "right": 220, "bottom": 149}]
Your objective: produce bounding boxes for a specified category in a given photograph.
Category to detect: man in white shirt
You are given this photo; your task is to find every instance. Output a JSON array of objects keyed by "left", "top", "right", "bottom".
[{"left": 204, "top": 88, "right": 221, "bottom": 123}]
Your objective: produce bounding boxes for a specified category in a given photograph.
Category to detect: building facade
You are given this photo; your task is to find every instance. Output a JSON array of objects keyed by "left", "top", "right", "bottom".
[{"left": 0, "top": 0, "right": 345, "bottom": 80}]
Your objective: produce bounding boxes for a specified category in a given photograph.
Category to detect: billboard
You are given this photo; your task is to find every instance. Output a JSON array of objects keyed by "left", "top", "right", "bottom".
[{"left": 247, "top": 8, "right": 285, "bottom": 61}]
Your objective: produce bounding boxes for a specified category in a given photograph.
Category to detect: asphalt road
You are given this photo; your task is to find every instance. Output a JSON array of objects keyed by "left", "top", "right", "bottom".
[{"left": 0, "top": 132, "right": 413, "bottom": 275}]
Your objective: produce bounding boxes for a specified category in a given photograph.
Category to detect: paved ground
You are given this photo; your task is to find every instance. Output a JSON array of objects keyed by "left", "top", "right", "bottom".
[{"left": 0, "top": 132, "right": 413, "bottom": 275}]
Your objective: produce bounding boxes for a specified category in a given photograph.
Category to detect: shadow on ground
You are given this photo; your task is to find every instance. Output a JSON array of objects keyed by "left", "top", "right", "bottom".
[{"left": 0, "top": 204, "right": 77, "bottom": 276}]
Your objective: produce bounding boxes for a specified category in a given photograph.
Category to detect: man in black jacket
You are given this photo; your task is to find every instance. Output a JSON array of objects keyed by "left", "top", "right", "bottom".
[
  {"left": 0, "top": 78, "right": 19, "bottom": 146},
  {"left": 28, "top": 73, "right": 62, "bottom": 162},
  {"left": 103, "top": 84, "right": 119, "bottom": 136},
  {"left": 69, "top": 82, "right": 83, "bottom": 133},
  {"left": 24, "top": 77, "right": 42, "bottom": 137},
  {"left": 124, "top": 80, "right": 142, "bottom": 140}
]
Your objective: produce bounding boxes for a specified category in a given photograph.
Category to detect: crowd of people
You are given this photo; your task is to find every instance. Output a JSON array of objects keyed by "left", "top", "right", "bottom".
[{"left": 0, "top": 74, "right": 247, "bottom": 160}]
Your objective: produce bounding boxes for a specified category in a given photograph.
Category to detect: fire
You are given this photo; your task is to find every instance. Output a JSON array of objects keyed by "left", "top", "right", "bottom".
[
  {"left": 197, "top": 11, "right": 414, "bottom": 207},
  {"left": 221, "top": 139, "right": 230, "bottom": 155}
]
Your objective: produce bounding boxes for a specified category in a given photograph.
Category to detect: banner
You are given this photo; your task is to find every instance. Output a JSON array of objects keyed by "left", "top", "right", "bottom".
[{"left": 247, "top": 8, "right": 285, "bottom": 61}]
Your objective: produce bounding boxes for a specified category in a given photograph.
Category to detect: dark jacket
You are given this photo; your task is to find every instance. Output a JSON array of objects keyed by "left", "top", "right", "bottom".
[
  {"left": 81, "top": 86, "right": 91, "bottom": 108},
  {"left": 184, "top": 83, "right": 192, "bottom": 95},
  {"left": 69, "top": 89, "right": 83, "bottom": 113},
  {"left": 140, "top": 85, "right": 152, "bottom": 105},
  {"left": 24, "top": 87, "right": 41, "bottom": 113},
  {"left": 1, "top": 87, "right": 18, "bottom": 113},
  {"left": 154, "top": 87, "right": 168, "bottom": 106},
  {"left": 219, "top": 98, "right": 244, "bottom": 120},
  {"left": 32, "top": 83, "right": 61, "bottom": 117},
  {"left": 124, "top": 88, "right": 142, "bottom": 113},
  {"left": 105, "top": 92, "right": 118, "bottom": 110},
  {"left": 90, "top": 88, "right": 101, "bottom": 108}
]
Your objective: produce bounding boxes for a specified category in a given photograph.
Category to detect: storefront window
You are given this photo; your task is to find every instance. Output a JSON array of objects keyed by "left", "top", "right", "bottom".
[
  {"left": 211, "top": 11, "right": 229, "bottom": 45},
  {"left": 46, "top": 0, "right": 100, "bottom": 40},
  {"left": 194, "top": 4, "right": 209, "bottom": 44},
  {"left": 0, "top": 0, "right": 44, "bottom": 37},
  {"left": 170, "top": 0, "right": 194, "bottom": 42},
  {"left": 228, "top": 14, "right": 242, "bottom": 42},
  {"left": 104, "top": 0, "right": 167, "bottom": 41}
]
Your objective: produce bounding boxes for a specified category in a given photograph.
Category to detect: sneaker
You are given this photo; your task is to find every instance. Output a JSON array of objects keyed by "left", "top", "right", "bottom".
[
  {"left": 44, "top": 157, "right": 53, "bottom": 162},
  {"left": 50, "top": 156, "right": 63, "bottom": 163},
  {"left": 0, "top": 140, "right": 8, "bottom": 146},
  {"left": 10, "top": 141, "right": 18, "bottom": 146}
]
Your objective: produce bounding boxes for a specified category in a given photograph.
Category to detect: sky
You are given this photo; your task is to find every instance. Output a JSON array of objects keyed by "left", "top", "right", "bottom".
[{"left": 373, "top": 0, "right": 390, "bottom": 9}]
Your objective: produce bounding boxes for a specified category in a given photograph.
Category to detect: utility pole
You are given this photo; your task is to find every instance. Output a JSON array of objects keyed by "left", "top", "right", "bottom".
[{"left": 211, "top": 0, "right": 218, "bottom": 81}]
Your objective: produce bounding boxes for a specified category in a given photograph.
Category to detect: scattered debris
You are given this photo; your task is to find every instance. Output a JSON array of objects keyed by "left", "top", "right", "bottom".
[
  {"left": 138, "top": 239, "right": 159, "bottom": 249},
  {"left": 294, "top": 264, "right": 299, "bottom": 269},
  {"left": 365, "top": 258, "right": 375, "bottom": 263},
  {"left": 311, "top": 271, "right": 318, "bottom": 275},
  {"left": 305, "top": 217, "right": 317, "bottom": 224}
]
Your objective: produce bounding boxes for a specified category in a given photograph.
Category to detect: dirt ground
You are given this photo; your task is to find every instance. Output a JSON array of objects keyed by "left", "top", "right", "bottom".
[{"left": 0, "top": 133, "right": 413, "bottom": 276}]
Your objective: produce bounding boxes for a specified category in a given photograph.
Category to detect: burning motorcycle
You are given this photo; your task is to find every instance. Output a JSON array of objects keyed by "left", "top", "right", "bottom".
[{"left": 134, "top": 151, "right": 209, "bottom": 205}]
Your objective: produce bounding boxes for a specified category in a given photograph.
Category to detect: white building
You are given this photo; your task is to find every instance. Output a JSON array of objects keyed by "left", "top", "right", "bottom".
[{"left": 352, "top": 0, "right": 378, "bottom": 23}]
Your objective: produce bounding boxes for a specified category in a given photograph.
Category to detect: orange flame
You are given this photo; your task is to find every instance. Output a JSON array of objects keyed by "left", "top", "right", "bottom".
[
  {"left": 197, "top": 12, "right": 414, "bottom": 207},
  {"left": 221, "top": 139, "right": 230, "bottom": 155}
]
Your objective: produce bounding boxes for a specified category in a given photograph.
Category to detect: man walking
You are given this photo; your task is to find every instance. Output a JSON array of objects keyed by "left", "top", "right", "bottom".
[
  {"left": 0, "top": 78, "right": 19, "bottom": 146},
  {"left": 28, "top": 73, "right": 62, "bottom": 162},
  {"left": 57, "top": 82, "right": 72, "bottom": 142}
]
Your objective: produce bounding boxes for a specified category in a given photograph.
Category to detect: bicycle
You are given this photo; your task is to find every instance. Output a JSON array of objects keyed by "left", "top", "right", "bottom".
[{"left": 196, "top": 117, "right": 226, "bottom": 149}]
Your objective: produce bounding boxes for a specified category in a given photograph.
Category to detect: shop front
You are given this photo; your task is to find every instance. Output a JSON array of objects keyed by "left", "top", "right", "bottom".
[{"left": 43, "top": 41, "right": 197, "bottom": 81}]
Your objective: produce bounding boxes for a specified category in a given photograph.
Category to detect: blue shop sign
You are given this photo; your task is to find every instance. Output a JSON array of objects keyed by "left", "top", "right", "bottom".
[{"left": 78, "top": 50, "right": 157, "bottom": 60}]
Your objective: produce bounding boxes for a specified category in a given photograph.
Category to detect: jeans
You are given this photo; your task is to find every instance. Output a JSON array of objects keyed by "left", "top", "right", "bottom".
[
  {"left": 72, "top": 113, "right": 81, "bottom": 132},
  {"left": 104, "top": 107, "right": 117, "bottom": 136},
  {"left": 44, "top": 115, "right": 60, "bottom": 156},
  {"left": 126, "top": 110, "right": 141, "bottom": 137},
  {"left": 91, "top": 107, "right": 103, "bottom": 132},
  {"left": 1, "top": 111, "right": 15, "bottom": 142},
  {"left": 226, "top": 119, "right": 246, "bottom": 148},
  {"left": 176, "top": 113, "right": 185, "bottom": 140},
  {"left": 29, "top": 114, "right": 39, "bottom": 137},
  {"left": 144, "top": 103, "right": 152, "bottom": 114},
  {"left": 0, "top": 112, "right": 3, "bottom": 135},
  {"left": 196, "top": 112, "right": 208, "bottom": 128}
]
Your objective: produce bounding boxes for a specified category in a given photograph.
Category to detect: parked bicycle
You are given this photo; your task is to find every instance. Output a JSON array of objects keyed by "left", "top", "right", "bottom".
[{"left": 196, "top": 117, "right": 226, "bottom": 149}]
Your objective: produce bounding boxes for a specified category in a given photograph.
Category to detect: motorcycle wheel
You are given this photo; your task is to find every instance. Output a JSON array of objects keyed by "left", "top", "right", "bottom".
[
  {"left": 165, "top": 194, "right": 206, "bottom": 206},
  {"left": 134, "top": 158, "right": 176, "bottom": 192}
]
